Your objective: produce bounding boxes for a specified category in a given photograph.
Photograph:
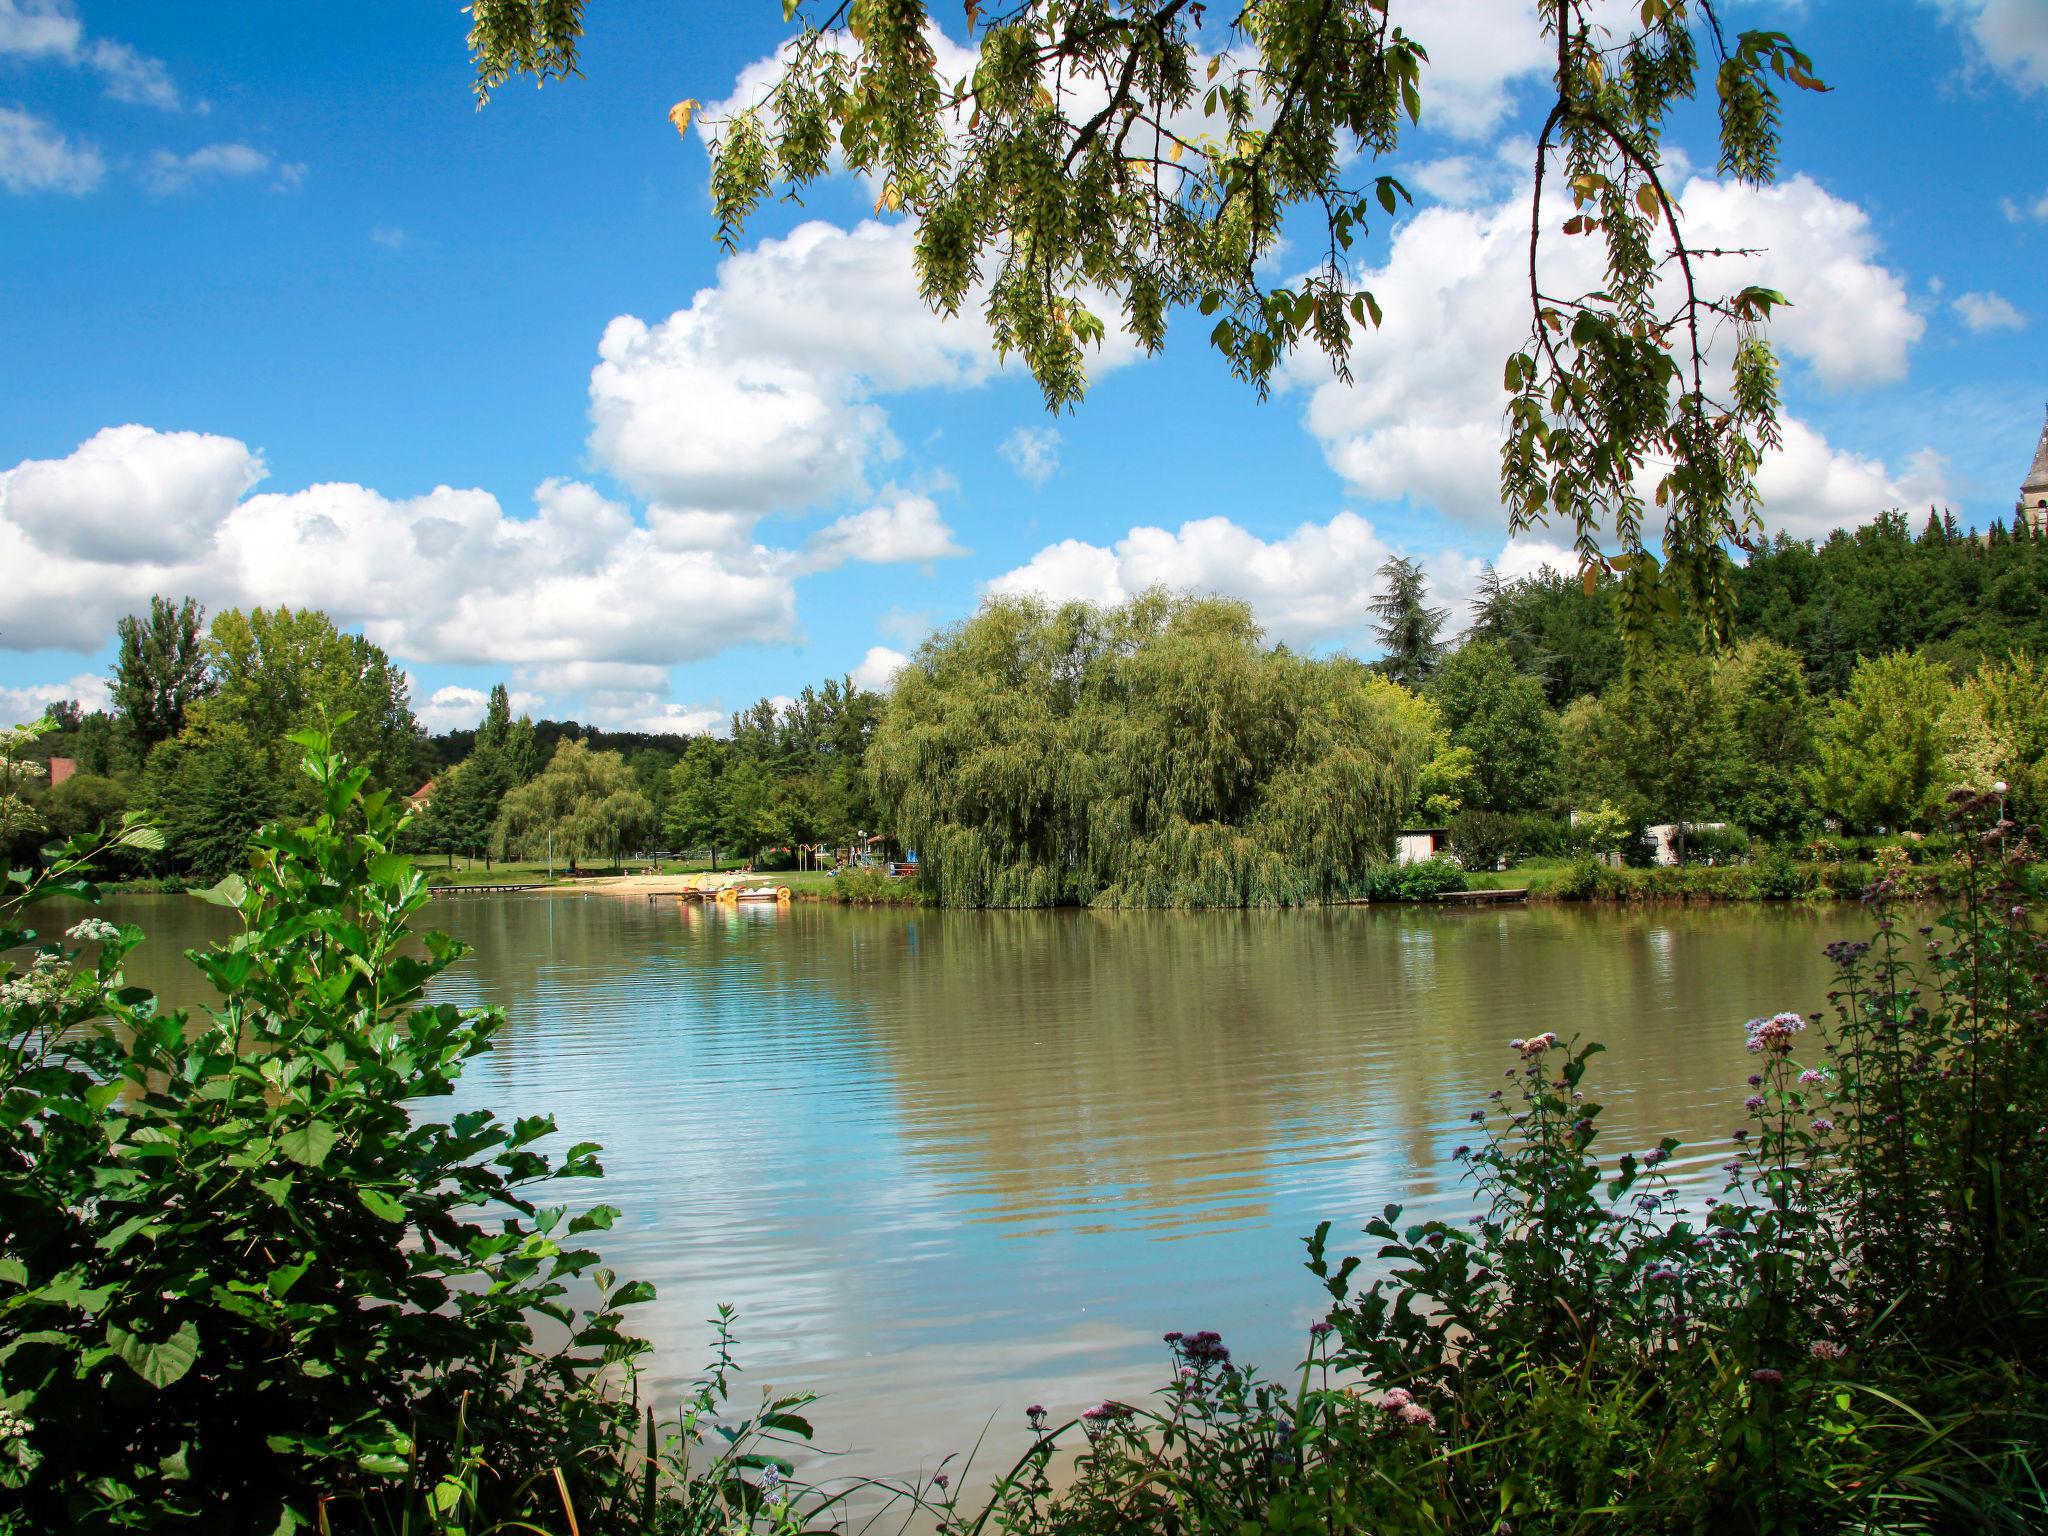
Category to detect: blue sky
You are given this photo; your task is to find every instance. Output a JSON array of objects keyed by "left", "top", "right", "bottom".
[{"left": 2, "top": 0, "right": 2044, "bottom": 735}]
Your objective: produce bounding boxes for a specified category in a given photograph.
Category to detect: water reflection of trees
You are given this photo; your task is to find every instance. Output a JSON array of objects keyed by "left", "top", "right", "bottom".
[
  {"left": 94, "top": 890, "right": 1850, "bottom": 1480},
  {"left": 754, "top": 903, "right": 1841, "bottom": 1227},
  {"left": 100, "top": 893, "right": 1845, "bottom": 1229}
]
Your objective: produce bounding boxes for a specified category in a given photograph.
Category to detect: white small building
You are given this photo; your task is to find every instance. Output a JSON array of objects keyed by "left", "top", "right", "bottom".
[
  {"left": 1396, "top": 828, "right": 1450, "bottom": 865},
  {"left": 1643, "top": 822, "right": 1728, "bottom": 866}
]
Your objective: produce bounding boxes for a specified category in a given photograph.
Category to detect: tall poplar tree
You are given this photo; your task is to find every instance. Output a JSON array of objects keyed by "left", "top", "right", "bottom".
[{"left": 111, "top": 596, "right": 213, "bottom": 750}]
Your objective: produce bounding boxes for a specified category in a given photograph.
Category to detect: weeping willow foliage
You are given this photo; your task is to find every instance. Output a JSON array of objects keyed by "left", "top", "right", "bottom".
[{"left": 868, "top": 593, "right": 1432, "bottom": 909}]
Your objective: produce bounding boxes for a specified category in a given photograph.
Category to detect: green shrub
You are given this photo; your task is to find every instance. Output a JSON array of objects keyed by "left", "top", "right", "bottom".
[
  {"left": 1751, "top": 844, "right": 1808, "bottom": 900},
  {"left": 1391, "top": 858, "right": 1467, "bottom": 899},
  {"left": 1514, "top": 813, "right": 1575, "bottom": 858},
  {"left": 1679, "top": 824, "right": 1750, "bottom": 864},
  {"left": 1347, "top": 860, "right": 1468, "bottom": 902},
  {"left": 0, "top": 736, "right": 822, "bottom": 1533},
  {"left": 828, "top": 866, "right": 931, "bottom": 905},
  {"left": 973, "top": 819, "right": 2048, "bottom": 1534},
  {"left": 1547, "top": 856, "right": 1607, "bottom": 900}
]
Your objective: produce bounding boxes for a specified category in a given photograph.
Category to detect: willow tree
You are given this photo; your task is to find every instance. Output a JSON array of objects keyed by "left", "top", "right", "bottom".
[
  {"left": 494, "top": 739, "right": 653, "bottom": 873},
  {"left": 471, "top": 1, "right": 1820, "bottom": 646},
  {"left": 868, "top": 592, "right": 1431, "bottom": 906}
]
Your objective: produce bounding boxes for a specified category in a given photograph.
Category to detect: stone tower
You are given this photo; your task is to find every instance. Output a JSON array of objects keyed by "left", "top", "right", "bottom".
[{"left": 2022, "top": 402, "right": 2048, "bottom": 535}]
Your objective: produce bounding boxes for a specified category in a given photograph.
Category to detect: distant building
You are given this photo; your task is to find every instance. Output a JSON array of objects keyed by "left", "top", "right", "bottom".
[
  {"left": 406, "top": 779, "right": 436, "bottom": 813},
  {"left": 2021, "top": 402, "right": 2048, "bottom": 535},
  {"left": 1643, "top": 822, "right": 1729, "bottom": 866},
  {"left": 1396, "top": 828, "right": 1449, "bottom": 865},
  {"left": 48, "top": 756, "right": 76, "bottom": 786}
]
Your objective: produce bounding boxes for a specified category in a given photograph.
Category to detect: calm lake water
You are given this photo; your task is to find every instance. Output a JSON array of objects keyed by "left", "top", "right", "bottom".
[{"left": 95, "top": 892, "right": 1852, "bottom": 1481}]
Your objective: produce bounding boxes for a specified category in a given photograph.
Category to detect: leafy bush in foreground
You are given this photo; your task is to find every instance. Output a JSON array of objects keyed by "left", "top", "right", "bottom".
[
  {"left": 0, "top": 735, "right": 818, "bottom": 1533},
  {"left": 969, "top": 798, "right": 2046, "bottom": 1534}
]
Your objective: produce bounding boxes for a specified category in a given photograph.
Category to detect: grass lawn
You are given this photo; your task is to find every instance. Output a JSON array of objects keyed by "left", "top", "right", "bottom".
[{"left": 1462, "top": 857, "right": 1576, "bottom": 894}]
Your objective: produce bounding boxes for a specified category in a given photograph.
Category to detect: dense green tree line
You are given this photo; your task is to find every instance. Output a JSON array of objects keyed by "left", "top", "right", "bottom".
[
  {"left": 7, "top": 508, "right": 2043, "bottom": 890},
  {"left": 1475, "top": 509, "right": 2048, "bottom": 707},
  {"left": 7, "top": 603, "right": 426, "bottom": 881},
  {"left": 871, "top": 517, "right": 2047, "bottom": 902},
  {"left": 6, "top": 600, "right": 884, "bottom": 881},
  {"left": 1426, "top": 512, "right": 2048, "bottom": 854}
]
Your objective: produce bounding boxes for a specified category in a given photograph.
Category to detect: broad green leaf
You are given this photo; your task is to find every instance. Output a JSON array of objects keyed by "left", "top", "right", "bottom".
[
  {"left": 193, "top": 874, "right": 247, "bottom": 907},
  {"left": 107, "top": 1319, "right": 199, "bottom": 1388},
  {"left": 277, "top": 1120, "right": 337, "bottom": 1169},
  {"left": 358, "top": 1187, "right": 406, "bottom": 1223}
]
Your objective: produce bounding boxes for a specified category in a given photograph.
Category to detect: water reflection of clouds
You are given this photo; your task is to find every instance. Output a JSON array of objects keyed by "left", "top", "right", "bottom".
[{"left": 95, "top": 892, "right": 1848, "bottom": 1485}]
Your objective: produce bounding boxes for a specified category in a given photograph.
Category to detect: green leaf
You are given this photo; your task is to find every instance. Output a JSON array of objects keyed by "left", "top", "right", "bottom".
[
  {"left": 193, "top": 874, "right": 247, "bottom": 907},
  {"left": 107, "top": 1319, "right": 199, "bottom": 1389},
  {"left": 358, "top": 1188, "right": 406, "bottom": 1224},
  {"left": 277, "top": 1120, "right": 337, "bottom": 1169}
]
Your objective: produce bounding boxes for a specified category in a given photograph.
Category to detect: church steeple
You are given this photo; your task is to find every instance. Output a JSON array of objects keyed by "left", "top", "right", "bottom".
[{"left": 2022, "top": 401, "right": 2048, "bottom": 535}]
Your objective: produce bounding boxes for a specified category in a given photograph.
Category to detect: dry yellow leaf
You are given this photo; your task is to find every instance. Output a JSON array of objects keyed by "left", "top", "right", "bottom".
[{"left": 669, "top": 99, "right": 701, "bottom": 138}]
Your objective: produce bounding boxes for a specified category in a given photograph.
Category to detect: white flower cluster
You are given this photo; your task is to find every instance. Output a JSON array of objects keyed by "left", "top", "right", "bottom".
[
  {"left": 66, "top": 918, "right": 121, "bottom": 945},
  {"left": 0, "top": 954, "right": 67, "bottom": 1011},
  {"left": 0, "top": 1405, "right": 30, "bottom": 1439}
]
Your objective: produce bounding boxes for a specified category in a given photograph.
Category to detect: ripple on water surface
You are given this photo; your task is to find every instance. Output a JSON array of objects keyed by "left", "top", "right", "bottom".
[{"left": 99, "top": 893, "right": 1845, "bottom": 1478}]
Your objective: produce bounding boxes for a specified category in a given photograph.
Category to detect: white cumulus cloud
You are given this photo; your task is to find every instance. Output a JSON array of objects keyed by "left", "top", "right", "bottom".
[
  {"left": 1, "top": 424, "right": 263, "bottom": 563},
  {"left": 1289, "top": 172, "right": 1930, "bottom": 539},
  {"left": 0, "top": 1, "right": 180, "bottom": 107},
  {"left": 87, "top": 38, "right": 178, "bottom": 109},
  {"left": 1953, "top": 290, "right": 2026, "bottom": 332},
  {"left": 0, "top": 103, "right": 102, "bottom": 194},
  {"left": 850, "top": 645, "right": 910, "bottom": 692},
  {"left": 802, "top": 491, "right": 965, "bottom": 570},
  {"left": 0, "top": 672, "right": 109, "bottom": 728},
  {"left": 988, "top": 509, "right": 1575, "bottom": 651},
  {"left": 1753, "top": 421, "right": 1951, "bottom": 539},
  {"left": 1399, "top": 0, "right": 1552, "bottom": 140},
  {"left": 588, "top": 220, "right": 995, "bottom": 514},
  {"left": 0, "top": 427, "right": 802, "bottom": 662},
  {"left": 0, "top": 0, "right": 78, "bottom": 58},
  {"left": 141, "top": 142, "right": 274, "bottom": 196},
  {"left": 1930, "top": 0, "right": 2048, "bottom": 93},
  {"left": 414, "top": 684, "right": 490, "bottom": 732}
]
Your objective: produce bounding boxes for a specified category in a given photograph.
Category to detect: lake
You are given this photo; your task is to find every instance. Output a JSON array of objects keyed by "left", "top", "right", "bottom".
[{"left": 95, "top": 891, "right": 1850, "bottom": 1483}]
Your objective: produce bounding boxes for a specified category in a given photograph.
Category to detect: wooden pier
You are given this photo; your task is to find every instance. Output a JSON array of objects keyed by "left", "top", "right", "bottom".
[
  {"left": 1436, "top": 887, "right": 1529, "bottom": 905},
  {"left": 429, "top": 883, "right": 544, "bottom": 896}
]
